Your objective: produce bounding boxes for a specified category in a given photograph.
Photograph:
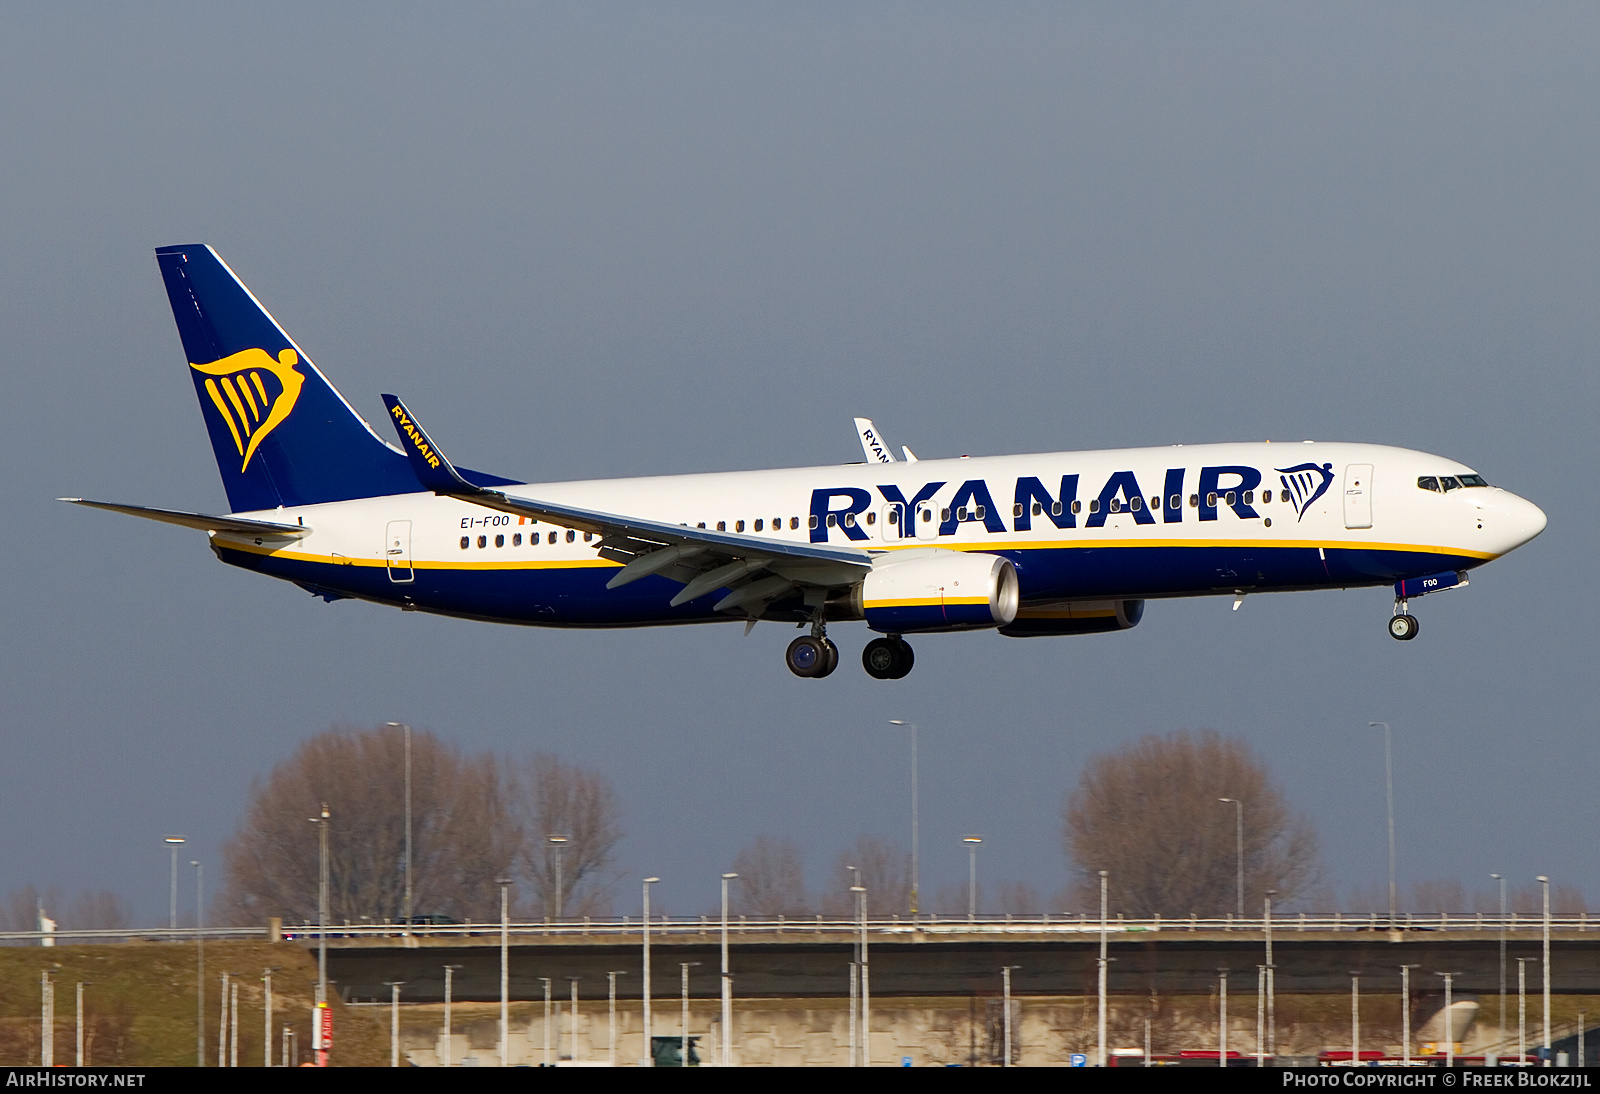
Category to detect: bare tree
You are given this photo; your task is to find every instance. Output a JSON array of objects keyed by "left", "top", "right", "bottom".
[
  {"left": 1062, "top": 730, "right": 1321, "bottom": 916},
  {"left": 220, "top": 723, "right": 517, "bottom": 925},
  {"left": 731, "top": 836, "right": 810, "bottom": 917},
  {"left": 511, "top": 753, "right": 623, "bottom": 918},
  {"left": 822, "top": 836, "right": 911, "bottom": 917}
]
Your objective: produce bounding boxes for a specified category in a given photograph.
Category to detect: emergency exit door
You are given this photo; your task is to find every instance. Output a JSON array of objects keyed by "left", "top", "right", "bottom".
[{"left": 1343, "top": 465, "right": 1373, "bottom": 529}]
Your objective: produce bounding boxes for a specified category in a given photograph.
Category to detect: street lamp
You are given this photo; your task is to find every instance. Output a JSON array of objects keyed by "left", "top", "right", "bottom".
[
  {"left": 1098, "top": 870, "right": 1109, "bottom": 1067},
  {"left": 1367, "top": 722, "right": 1397, "bottom": 924},
  {"left": 962, "top": 836, "right": 982, "bottom": 924},
  {"left": 1350, "top": 972, "right": 1360, "bottom": 1066},
  {"left": 1217, "top": 968, "right": 1229, "bottom": 1068},
  {"left": 308, "top": 804, "right": 329, "bottom": 1010},
  {"left": 642, "top": 877, "right": 660, "bottom": 1064},
  {"left": 1518, "top": 956, "right": 1537, "bottom": 1066},
  {"left": 606, "top": 970, "right": 626, "bottom": 1067},
  {"left": 1264, "top": 889, "right": 1277, "bottom": 1055},
  {"left": 721, "top": 872, "right": 737, "bottom": 1067},
  {"left": 680, "top": 961, "right": 701, "bottom": 1069},
  {"left": 384, "top": 722, "right": 412, "bottom": 933},
  {"left": 547, "top": 835, "right": 570, "bottom": 920},
  {"left": 384, "top": 981, "right": 405, "bottom": 1067},
  {"left": 1400, "top": 964, "right": 1419, "bottom": 1065},
  {"left": 1539, "top": 875, "right": 1551, "bottom": 1066},
  {"left": 191, "top": 859, "right": 204, "bottom": 1068},
  {"left": 1492, "top": 873, "right": 1507, "bottom": 1048},
  {"left": 497, "top": 877, "right": 513, "bottom": 1067},
  {"left": 1218, "top": 798, "right": 1244, "bottom": 916},
  {"left": 888, "top": 720, "right": 919, "bottom": 918},
  {"left": 164, "top": 837, "right": 185, "bottom": 931},
  {"left": 442, "top": 964, "right": 463, "bottom": 1067}
]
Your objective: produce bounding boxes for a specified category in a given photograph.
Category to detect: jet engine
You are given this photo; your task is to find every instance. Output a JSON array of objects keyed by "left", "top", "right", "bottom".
[
  {"left": 998, "top": 598, "right": 1144, "bottom": 637},
  {"left": 853, "top": 549, "right": 1019, "bottom": 633}
]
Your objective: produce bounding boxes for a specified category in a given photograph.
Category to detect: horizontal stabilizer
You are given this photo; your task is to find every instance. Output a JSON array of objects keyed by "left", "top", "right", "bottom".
[{"left": 59, "top": 499, "right": 310, "bottom": 537}]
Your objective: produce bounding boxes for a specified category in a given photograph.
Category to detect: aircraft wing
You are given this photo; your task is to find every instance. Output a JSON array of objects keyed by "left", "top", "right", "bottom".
[
  {"left": 59, "top": 499, "right": 310, "bottom": 537},
  {"left": 382, "top": 396, "right": 872, "bottom": 617}
]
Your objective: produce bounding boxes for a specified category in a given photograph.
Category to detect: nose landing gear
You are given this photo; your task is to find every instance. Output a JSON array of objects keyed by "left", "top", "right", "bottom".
[
  {"left": 1387, "top": 610, "right": 1420, "bottom": 641},
  {"left": 862, "top": 636, "right": 915, "bottom": 680}
]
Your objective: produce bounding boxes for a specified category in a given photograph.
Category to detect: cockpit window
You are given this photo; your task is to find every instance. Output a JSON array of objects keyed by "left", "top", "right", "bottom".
[
  {"left": 1417, "top": 476, "right": 1441, "bottom": 492},
  {"left": 1458, "top": 474, "right": 1489, "bottom": 487},
  {"left": 1441, "top": 476, "right": 1461, "bottom": 492}
]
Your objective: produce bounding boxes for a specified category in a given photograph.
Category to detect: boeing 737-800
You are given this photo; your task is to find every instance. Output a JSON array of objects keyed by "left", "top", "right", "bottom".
[{"left": 64, "top": 245, "right": 1547, "bottom": 680}]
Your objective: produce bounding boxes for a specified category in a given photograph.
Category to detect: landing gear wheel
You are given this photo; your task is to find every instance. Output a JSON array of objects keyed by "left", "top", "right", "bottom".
[
  {"left": 786, "top": 635, "right": 830, "bottom": 677},
  {"left": 818, "top": 638, "right": 839, "bottom": 678},
  {"left": 1388, "top": 614, "right": 1420, "bottom": 641},
  {"left": 861, "top": 637, "right": 916, "bottom": 680}
]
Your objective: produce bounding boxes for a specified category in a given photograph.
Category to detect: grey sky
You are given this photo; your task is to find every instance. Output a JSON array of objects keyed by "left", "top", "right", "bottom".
[{"left": 2, "top": 4, "right": 1594, "bottom": 921}]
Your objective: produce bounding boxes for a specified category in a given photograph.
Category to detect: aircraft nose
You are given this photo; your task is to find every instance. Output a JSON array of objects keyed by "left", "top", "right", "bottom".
[{"left": 1491, "top": 491, "right": 1547, "bottom": 551}]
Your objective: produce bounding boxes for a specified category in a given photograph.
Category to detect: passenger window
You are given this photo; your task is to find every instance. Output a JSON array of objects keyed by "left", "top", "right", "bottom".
[
  {"left": 736, "top": 520, "right": 745, "bottom": 532},
  {"left": 807, "top": 515, "right": 817, "bottom": 530},
  {"left": 512, "top": 533, "right": 522, "bottom": 546},
  {"left": 843, "top": 513, "right": 855, "bottom": 528},
  {"left": 941, "top": 508, "right": 951, "bottom": 521},
  {"left": 865, "top": 512, "right": 875, "bottom": 525},
  {"left": 566, "top": 530, "right": 576, "bottom": 542},
  {"left": 460, "top": 536, "right": 469, "bottom": 550},
  {"left": 477, "top": 535, "right": 487, "bottom": 548},
  {"left": 826, "top": 514, "right": 837, "bottom": 527},
  {"left": 975, "top": 505, "right": 986, "bottom": 519},
  {"left": 1014, "top": 503, "right": 1024, "bottom": 518},
  {"left": 1225, "top": 491, "right": 1236, "bottom": 506},
  {"left": 774, "top": 517, "right": 782, "bottom": 529},
  {"left": 1128, "top": 496, "right": 1141, "bottom": 512},
  {"left": 1189, "top": 494, "right": 1199, "bottom": 508},
  {"left": 1169, "top": 495, "right": 1180, "bottom": 510},
  {"left": 1033, "top": 503, "right": 1043, "bottom": 517},
  {"left": 1051, "top": 501, "right": 1062, "bottom": 516},
  {"left": 1070, "top": 500, "right": 1081, "bottom": 514},
  {"left": 548, "top": 531, "right": 557, "bottom": 544},
  {"left": 888, "top": 508, "right": 899, "bottom": 525},
  {"left": 1088, "top": 499, "right": 1100, "bottom": 514},
  {"left": 1149, "top": 497, "right": 1159, "bottom": 511},
  {"left": 584, "top": 532, "right": 593, "bottom": 542},
  {"left": 1206, "top": 492, "right": 1217, "bottom": 507},
  {"left": 1108, "top": 498, "right": 1121, "bottom": 513},
  {"left": 495, "top": 534, "right": 504, "bottom": 547},
  {"left": 754, "top": 518, "right": 764, "bottom": 531},
  {"left": 717, "top": 521, "right": 727, "bottom": 531},
  {"left": 1242, "top": 490, "right": 1253, "bottom": 505},
  {"left": 697, "top": 522, "right": 706, "bottom": 528}
]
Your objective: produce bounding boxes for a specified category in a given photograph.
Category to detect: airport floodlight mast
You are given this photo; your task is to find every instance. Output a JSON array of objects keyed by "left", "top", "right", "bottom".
[
  {"left": 642, "top": 877, "right": 660, "bottom": 1064},
  {"left": 308, "top": 804, "right": 329, "bottom": 1009},
  {"left": 164, "top": 836, "right": 185, "bottom": 930},
  {"left": 190, "top": 860, "right": 203, "bottom": 1067},
  {"left": 442, "top": 964, "right": 463, "bottom": 1067},
  {"left": 1218, "top": 798, "right": 1244, "bottom": 916},
  {"left": 721, "top": 872, "right": 738, "bottom": 1067},
  {"left": 498, "top": 877, "right": 513, "bottom": 1067},
  {"left": 887, "top": 720, "right": 919, "bottom": 917},
  {"left": 1540, "top": 875, "right": 1551, "bottom": 1065},
  {"left": 1098, "top": 870, "right": 1109, "bottom": 1067},
  {"left": 1492, "top": 873, "right": 1507, "bottom": 1044}
]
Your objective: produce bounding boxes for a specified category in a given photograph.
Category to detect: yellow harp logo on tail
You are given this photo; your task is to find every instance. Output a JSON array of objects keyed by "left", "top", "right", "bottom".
[{"left": 191, "top": 348, "right": 305, "bottom": 472}]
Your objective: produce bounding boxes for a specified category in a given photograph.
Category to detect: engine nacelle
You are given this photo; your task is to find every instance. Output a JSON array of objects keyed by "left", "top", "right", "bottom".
[
  {"left": 856, "top": 549, "right": 1019, "bottom": 634},
  {"left": 998, "top": 599, "right": 1144, "bottom": 637}
]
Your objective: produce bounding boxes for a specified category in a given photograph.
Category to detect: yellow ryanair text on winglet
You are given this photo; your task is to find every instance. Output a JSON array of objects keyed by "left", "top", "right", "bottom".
[
  {"left": 387, "top": 403, "right": 442, "bottom": 469},
  {"left": 191, "top": 348, "right": 304, "bottom": 473}
]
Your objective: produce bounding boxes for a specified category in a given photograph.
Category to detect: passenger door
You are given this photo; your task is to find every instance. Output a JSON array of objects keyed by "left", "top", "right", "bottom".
[{"left": 1343, "top": 465, "right": 1373, "bottom": 529}]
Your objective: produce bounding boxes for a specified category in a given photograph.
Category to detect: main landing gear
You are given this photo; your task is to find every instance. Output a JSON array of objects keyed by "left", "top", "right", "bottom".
[
  {"left": 784, "top": 619, "right": 916, "bottom": 680},
  {"left": 861, "top": 636, "right": 915, "bottom": 680}
]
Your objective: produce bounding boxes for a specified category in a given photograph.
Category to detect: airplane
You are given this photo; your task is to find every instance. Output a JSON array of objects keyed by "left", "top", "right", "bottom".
[{"left": 63, "top": 245, "right": 1547, "bottom": 680}]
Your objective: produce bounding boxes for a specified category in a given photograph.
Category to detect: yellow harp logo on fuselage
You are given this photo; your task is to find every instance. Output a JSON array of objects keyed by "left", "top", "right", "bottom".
[{"left": 191, "top": 348, "right": 305, "bottom": 473}]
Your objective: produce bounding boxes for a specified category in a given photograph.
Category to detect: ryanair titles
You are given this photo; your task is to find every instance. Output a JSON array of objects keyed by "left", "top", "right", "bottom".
[
  {"left": 388, "top": 403, "right": 442, "bottom": 469},
  {"left": 809, "top": 464, "right": 1321, "bottom": 543}
]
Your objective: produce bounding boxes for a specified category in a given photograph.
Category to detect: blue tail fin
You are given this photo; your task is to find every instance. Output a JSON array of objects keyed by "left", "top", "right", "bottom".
[{"left": 156, "top": 245, "right": 422, "bottom": 511}]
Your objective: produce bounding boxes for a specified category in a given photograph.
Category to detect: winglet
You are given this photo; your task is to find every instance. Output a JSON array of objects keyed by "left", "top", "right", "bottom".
[
  {"left": 853, "top": 417, "right": 897, "bottom": 464},
  {"left": 380, "top": 394, "right": 481, "bottom": 496}
]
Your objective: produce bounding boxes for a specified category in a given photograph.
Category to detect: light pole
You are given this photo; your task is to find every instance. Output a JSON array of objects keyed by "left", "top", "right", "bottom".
[
  {"left": 1218, "top": 968, "right": 1229, "bottom": 1068},
  {"left": 262, "top": 967, "right": 277, "bottom": 1068},
  {"left": 384, "top": 981, "right": 404, "bottom": 1067},
  {"left": 384, "top": 722, "right": 412, "bottom": 933},
  {"left": 498, "top": 877, "right": 513, "bottom": 1067},
  {"left": 963, "top": 836, "right": 982, "bottom": 923},
  {"left": 642, "top": 876, "right": 659, "bottom": 1064},
  {"left": 721, "top": 872, "right": 737, "bottom": 1067},
  {"left": 1493, "top": 873, "right": 1507, "bottom": 1045},
  {"left": 1539, "top": 875, "right": 1551, "bottom": 1066},
  {"left": 855, "top": 884, "right": 870, "bottom": 1067},
  {"left": 1400, "top": 964, "right": 1419, "bottom": 1065},
  {"left": 1367, "top": 722, "right": 1397, "bottom": 924},
  {"left": 1264, "top": 889, "right": 1277, "bottom": 1055},
  {"left": 1001, "top": 966, "right": 1019, "bottom": 1067},
  {"left": 606, "top": 970, "right": 625, "bottom": 1067},
  {"left": 1098, "top": 870, "right": 1109, "bottom": 1067},
  {"left": 1439, "top": 972, "right": 1458, "bottom": 1068},
  {"left": 308, "top": 804, "right": 329, "bottom": 1008},
  {"left": 164, "top": 836, "right": 185, "bottom": 930},
  {"left": 1218, "top": 798, "right": 1244, "bottom": 916},
  {"left": 191, "top": 859, "right": 204, "bottom": 1067},
  {"left": 888, "top": 720, "right": 919, "bottom": 917},
  {"left": 1350, "top": 972, "right": 1360, "bottom": 1065},
  {"left": 1518, "top": 956, "right": 1536, "bottom": 1065},
  {"left": 567, "top": 977, "right": 580, "bottom": 1065},
  {"left": 547, "top": 835, "right": 570, "bottom": 920},
  {"left": 680, "top": 961, "right": 701, "bottom": 1068},
  {"left": 75, "top": 981, "right": 87, "bottom": 1067},
  {"left": 442, "top": 964, "right": 462, "bottom": 1067},
  {"left": 539, "top": 977, "right": 552, "bottom": 1066}
]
